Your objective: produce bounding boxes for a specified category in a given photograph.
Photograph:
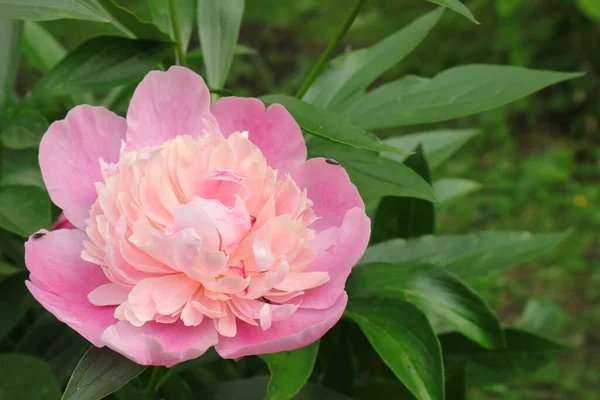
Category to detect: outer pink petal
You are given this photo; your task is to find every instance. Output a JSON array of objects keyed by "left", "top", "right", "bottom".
[
  {"left": 215, "top": 292, "right": 347, "bottom": 358},
  {"left": 40, "top": 106, "right": 126, "bottom": 229},
  {"left": 297, "top": 207, "right": 370, "bottom": 309},
  {"left": 101, "top": 319, "right": 218, "bottom": 367},
  {"left": 290, "top": 158, "right": 364, "bottom": 232},
  {"left": 125, "top": 66, "right": 218, "bottom": 150},
  {"left": 25, "top": 229, "right": 116, "bottom": 347},
  {"left": 211, "top": 97, "right": 307, "bottom": 172},
  {"left": 51, "top": 213, "right": 76, "bottom": 230}
]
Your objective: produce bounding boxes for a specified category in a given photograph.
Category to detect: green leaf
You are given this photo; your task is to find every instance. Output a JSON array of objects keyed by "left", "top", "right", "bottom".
[
  {"left": 98, "top": 0, "right": 171, "bottom": 41},
  {"left": 517, "top": 298, "right": 568, "bottom": 339},
  {"left": 0, "top": 113, "right": 48, "bottom": 149},
  {"left": 0, "top": 185, "right": 51, "bottom": 237},
  {"left": 308, "top": 138, "right": 436, "bottom": 204},
  {"left": 62, "top": 347, "right": 147, "bottom": 400},
  {"left": 22, "top": 21, "right": 66, "bottom": 73},
  {"left": 347, "top": 263, "right": 505, "bottom": 349},
  {"left": 361, "top": 231, "right": 570, "bottom": 283},
  {"left": 440, "top": 329, "right": 567, "bottom": 388},
  {"left": 0, "top": 0, "right": 111, "bottom": 21},
  {"left": 426, "top": 1, "right": 478, "bottom": 24},
  {"left": 0, "top": 19, "right": 22, "bottom": 116},
  {"left": 0, "top": 262, "right": 20, "bottom": 276},
  {"left": 383, "top": 129, "right": 480, "bottom": 169},
  {"left": 260, "top": 341, "right": 320, "bottom": 400},
  {"left": 345, "top": 298, "right": 444, "bottom": 400},
  {"left": 433, "top": 178, "right": 482, "bottom": 204},
  {"left": 31, "top": 35, "right": 173, "bottom": 97},
  {"left": 0, "top": 161, "right": 45, "bottom": 189},
  {"left": 198, "top": 0, "right": 245, "bottom": 89},
  {"left": 344, "top": 66, "right": 584, "bottom": 130},
  {"left": 372, "top": 145, "right": 434, "bottom": 243},
  {"left": 303, "top": 8, "right": 444, "bottom": 110},
  {"left": 577, "top": 0, "right": 600, "bottom": 22},
  {"left": 148, "top": 0, "right": 195, "bottom": 47},
  {"left": 262, "top": 95, "right": 407, "bottom": 155},
  {"left": 0, "top": 354, "right": 61, "bottom": 400},
  {"left": 356, "top": 379, "right": 416, "bottom": 400},
  {"left": 0, "top": 272, "right": 33, "bottom": 340},
  {"left": 187, "top": 43, "right": 256, "bottom": 62}
]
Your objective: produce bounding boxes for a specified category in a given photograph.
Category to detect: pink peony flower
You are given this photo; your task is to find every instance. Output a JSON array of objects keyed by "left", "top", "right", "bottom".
[{"left": 25, "top": 67, "right": 370, "bottom": 366}]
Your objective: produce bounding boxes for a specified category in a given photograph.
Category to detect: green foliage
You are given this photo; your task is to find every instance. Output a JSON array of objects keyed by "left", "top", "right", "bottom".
[
  {"left": 0, "top": 354, "right": 62, "bottom": 400},
  {"left": 426, "top": 1, "right": 478, "bottom": 23},
  {"left": 0, "top": 0, "right": 110, "bottom": 22}
]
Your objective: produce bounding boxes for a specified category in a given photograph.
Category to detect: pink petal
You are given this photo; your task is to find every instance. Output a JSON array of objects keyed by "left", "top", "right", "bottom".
[
  {"left": 215, "top": 292, "right": 347, "bottom": 358},
  {"left": 25, "top": 229, "right": 117, "bottom": 346},
  {"left": 88, "top": 283, "right": 129, "bottom": 306},
  {"left": 39, "top": 106, "right": 126, "bottom": 229},
  {"left": 290, "top": 158, "right": 364, "bottom": 232},
  {"left": 101, "top": 319, "right": 218, "bottom": 367},
  {"left": 125, "top": 66, "right": 218, "bottom": 150},
  {"left": 211, "top": 97, "right": 307, "bottom": 172},
  {"left": 297, "top": 207, "right": 370, "bottom": 309},
  {"left": 51, "top": 213, "right": 76, "bottom": 230}
]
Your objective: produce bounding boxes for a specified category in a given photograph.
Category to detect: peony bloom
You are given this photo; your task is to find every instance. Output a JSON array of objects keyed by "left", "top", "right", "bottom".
[{"left": 25, "top": 67, "right": 370, "bottom": 366}]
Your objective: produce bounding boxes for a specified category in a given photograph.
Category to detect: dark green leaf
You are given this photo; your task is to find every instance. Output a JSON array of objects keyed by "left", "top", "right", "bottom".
[
  {"left": 263, "top": 95, "right": 404, "bottom": 155},
  {"left": 98, "top": 0, "right": 171, "bottom": 41},
  {"left": 383, "top": 129, "right": 480, "bottom": 169},
  {"left": 0, "top": 272, "right": 33, "bottom": 340},
  {"left": 347, "top": 263, "right": 505, "bottom": 349},
  {"left": 361, "top": 231, "right": 570, "bottom": 283},
  {"left": 426, "top": 1, "right": 478, "bottom": 23},
  {"left": 260, "top": 341, "right": 319, "bottom": 400},
  {"left": 0, "top": 262, "right": 20, "bottom": 276},
  {"left": 344, "top": 66, "right": 583, "bottom": 129},
  {"left": 0, "top": 19, "right": 22, "bottom": 116},
  {"left": 345, "top": 298, "right": 444, "bottom": 400},
  {"left": 22, "top": 21, "right": 66, "bottom": 73},
  {"left": 198, "top": 0, "right": 245, "bottom": 89},
  {"left": 433, "top": 178, "right": 482, "bottom": 204},
  {"left": 62, "top": 346, "right": 147, "bottom": 400},
  {"left": 372, "top": 145, "right": 434, "bottom": 243},
  {"left": 0, "top": 113, "right": 48, "bottom": 149},
  {"left": 149, "top": 0, "right": 196, "bottom": 49},
  {"left": 308, "top": 138, "right": 435, "bottom": 205},
  {"left": 439, "top": 329, "right": 567, "bottom": 387},
  {"left": 304, "top": 8, "right": 444, "bottom": 110},
  {"left": 0, "top": 354, "right": 61, "bottom": 400},
  {"left": 31, "top": 35, "right": 173, "bottom": 96},
  {"left": 0, "top": 0, "right": 111, "bottom": 21},
  {"left": 517, "top": 298, "right": 568, "bottom": 339},
  {"left": 356, "top": 379, "right": 416, "bottom": 400},
  {"left": 0, "top": 185, "right": 51, "bottom": 237},
  {"left": 159, "top": 372, "right": 193, "bottom": 400},
  {"left": 0, "top": 161, "right": 45, "bottom": 189}
]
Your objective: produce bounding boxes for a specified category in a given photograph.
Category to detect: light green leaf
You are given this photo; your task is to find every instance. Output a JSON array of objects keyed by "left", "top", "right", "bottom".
[
  {"left": 426, "top": 1, "right": 478, "bottom": 24},
  {"left": 384, "top": 129, "right": 480, "bottom": 169},
  {"left": 62, "top": 347, "right": 147, "bottom": 400},
  {"left": 361, "top": 231, "right": 570, "bottom": 283},
  {"left": 22, "top": 21, "right": 66, "bottom": 73},
  {"left": 577, "top": 0, "right": 600, "bottom": 22},
  {"left": 0, "top": 19, "right": 22, "bottom": 115},
  {"left": 187, "top": 43, "right": 256, "bottom": 62},
  {"left": 0, "top": 113, "right": 48, "bottom": 149},
  {"left": 433, "top": 178, "right": 482, "bottom": 204},
  {"left": 198, "top": 0, "right": 245, "bottom": 89},
  {"left": 262, "top": 95, "right": 406, "bottom": 154},
  {"left": 98, "top": 0, "right": 171, "bottom": 41},
  {"left": 0, "top": 262, "right": 20, "bottom": 276},
  {"left": 304, "top": 8, "right": 444, "bottom": 110},
  {"left": 517, "top": 298, "right": 568, "bottom": 339},
  {"left": 0, "top": 354, "right": 61, "bottom": 400},
  {"left": 0, "top": 185, "right": 51, "bottom": 237},
  {"left": 148, "top": 0, "right": 196, "bottom": 48},
  {"left": 0, "top": 272, "right": 33, "bottom": 340},
  {"left": 347, "top": 263, "right": 505, "bottom": 349},
  {"left": 345, "top": 298, "right": 444, "bottom": 400},
  {"left": 0, "top": 0, "right": 111, "bottom": 22},
  {"left": 308, "top": 138, "right": 436, "bottom": 204},
  {"left": 344, "top": 66, "right": 583, "bottom": 130},
  {"left": 260, "top": 341, "right": 320, "bottom": 400},
  {"left": 31, "top": 35, "right": 173, "bottom": 96}
]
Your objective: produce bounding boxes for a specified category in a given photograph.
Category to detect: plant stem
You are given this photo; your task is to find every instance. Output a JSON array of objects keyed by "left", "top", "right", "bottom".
[
  {"left": 294, "top": 0, "right": 367, "bottom": 99},
  {"left": 167, "top": 0, "right": 187, "bottom": 66},
  {"left": 143, "top": 367, "right": 165, "bottom": 400}
]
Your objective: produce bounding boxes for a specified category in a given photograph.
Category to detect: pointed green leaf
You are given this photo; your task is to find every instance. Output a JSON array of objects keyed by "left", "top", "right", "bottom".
[
  {"left": 304, "top": 8, "right": 444, "bottom": 109},
  {"left": 0, "top": 19, "right": 22, "bottom": 116},
  {"left": 0, "top": 185, "right": 51, "bottom": 237},
  {"left": 0, "top": 0, "right": 111, "bottom": 21},
  {"left": 0, "top": 355, "right": 61, "bottom": 400},
  {"left": 517, "top": 298, "right": 568, "bottom": 339},
  {"left": 345, "top": 298, "right": 444, "bottom": 400},
  {"left": 198, "top": 0, "right": 245, "bottom": 89},
  {"left": 426, "top": 1, "right": 478, "bottom": 23},
  {"left": 347, "top": 263, "right": 505, "bottom": 349},
  {"left": 62, "top": 347, "right": 147, "bottom": 400},
  {"left": 31, "top": 35, "right": 173, "bottom": 96},
  {"left": 148, "top": 0, "right": 196, "bottom": 48},
  {"left": 98, "top": 0, "right": 171, "bottom": 41},
  {"left": 433, "top": 178, "right": 482, "bottom": 204},
  {"left": 260, "top": 341, "right": 320, "bottom": 400},
  {"left": 344, "top": 66, "right": 584, "bottom": 129},
  {"left": 22, "top": 21, "right": 66, "bottom": 73}
]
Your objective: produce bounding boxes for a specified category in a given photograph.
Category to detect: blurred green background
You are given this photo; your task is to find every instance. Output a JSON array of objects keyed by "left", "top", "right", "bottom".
[{"left": 15, "top": 0, "right": 600, "bottom": 398}]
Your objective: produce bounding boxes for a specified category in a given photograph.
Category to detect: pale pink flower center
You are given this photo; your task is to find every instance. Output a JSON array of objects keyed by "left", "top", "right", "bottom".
[{"left": 83, "top": 126, "right": 328, "bottom": 337}]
